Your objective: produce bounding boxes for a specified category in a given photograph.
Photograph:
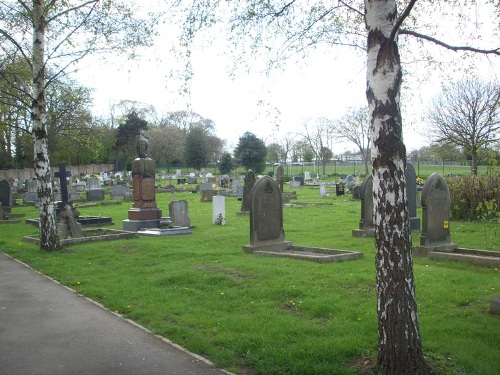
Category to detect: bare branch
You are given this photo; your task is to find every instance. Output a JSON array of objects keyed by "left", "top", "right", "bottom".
[
  {"left": 389, "top": 0, "right": 417, "bottom": 45},
  {"left": 400, "top": 29, "right": 500, "bottom": 55}
]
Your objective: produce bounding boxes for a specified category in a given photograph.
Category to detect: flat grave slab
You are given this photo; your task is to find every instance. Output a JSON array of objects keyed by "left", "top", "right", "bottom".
[{"left": 249, "top": 245, "right": 363, "bottom": 264}]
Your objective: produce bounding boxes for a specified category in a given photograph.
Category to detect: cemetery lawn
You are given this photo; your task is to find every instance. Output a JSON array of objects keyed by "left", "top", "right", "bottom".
[{"left": 1, "top": 185, "right": 499, "bottom": 375}]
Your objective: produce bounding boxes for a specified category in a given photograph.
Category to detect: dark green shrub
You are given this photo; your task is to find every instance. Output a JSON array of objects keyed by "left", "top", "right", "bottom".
[{"left": 448, "top": 172, "right": 500, "bottom": 221}]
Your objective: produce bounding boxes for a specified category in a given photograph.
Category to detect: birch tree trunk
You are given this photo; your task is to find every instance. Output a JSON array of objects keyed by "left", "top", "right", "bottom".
[
  {"left": 32, "top": 0, "right": 60, "bottom": 251},
  {"left": 365, "top": 0, "right": 431, "bottom": 372}
]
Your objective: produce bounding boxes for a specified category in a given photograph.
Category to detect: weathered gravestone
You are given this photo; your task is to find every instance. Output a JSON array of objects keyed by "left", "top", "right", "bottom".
[
  {"left": 319, "top": 183, "right": 327, "bottom": 198},
  {"left": 86, "top": 177, "right": 104, "bottom": 201},
  {"left": 0, "top": 179, "right": 12, "bottom": 208},
  {"left": 351, "top": 185, "right": 361, "bottom": 200},
  {"left": 238, "top": 170, "right": 255, "bottom": 215},
  {"left": 243, "top": 175, "right": 292, "bottom": 252},
  {"left": 169, "top": 200, "right": 191, "bottom": 228},
  {"left": 293, "top": 176, "right": 304, "bottom": 186},
  {"left": 111, "top": 184, "right": 127, "bottom": 200},
  {"left": 336, "top": 181, "right": 345, "bottom": 196},
  {"left": 405, "top": 163, "right": 421, "bottom": 231},
  {"left": 200, "top": 189, "right": 217, "bottom": 202},
  {"left": 415, "top": 173, "right": 456, "bottom": 252},
  {"left": 212, "top": 195, "right": 226, "bottom": 225},
  {"left": 58, "top": 204, "right": 82, "bottom": 239},
  {"left": 352, "top": 175, "right": 374, "bottom": 237},
  {"left": 276, "top": 165, "right": 284, "bottom": 192}
]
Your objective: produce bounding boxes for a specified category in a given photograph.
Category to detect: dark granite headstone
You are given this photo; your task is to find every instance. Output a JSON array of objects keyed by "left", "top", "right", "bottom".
[
  {"left": 239, "top": 170, "right": 256, "bottom": 214},
  {"left": 293, "top": 176, "right": 304, "bottom": 186},
  {"left": 336, "top": 182, "right": 345, "bottom": 196},
  {"left": 169, "top": 200, "right": 190, "bottom": 227},
  {"left": 0, "top": 179, "right": 11, "bottom": 207},
  {"left": 200, "top": 189, "right": 217, "bottom": 202},
  {"left": 419, "top": 173, "right": 455, "bottom": 249},
  {"left": 405, "top": 163, "right": 421, "bottom": 231},
  {"left": 352, "top": 175, "right": 374, "bottom": 237},
  {"left": 352, "top": 185, "right": 361, "bottom": 200},
  {"left": 243, "top": 175, "right": 292, "bottom": 252}
]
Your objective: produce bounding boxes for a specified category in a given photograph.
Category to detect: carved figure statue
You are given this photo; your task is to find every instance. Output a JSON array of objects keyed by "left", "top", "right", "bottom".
[{"left": 136, "top": 131, "right": 149, "bottom": 158}]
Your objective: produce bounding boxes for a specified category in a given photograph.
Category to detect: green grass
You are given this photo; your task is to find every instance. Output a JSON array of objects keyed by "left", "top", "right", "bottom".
[{"left": 1, "top": 184, "right": 499, "bottom": 374}]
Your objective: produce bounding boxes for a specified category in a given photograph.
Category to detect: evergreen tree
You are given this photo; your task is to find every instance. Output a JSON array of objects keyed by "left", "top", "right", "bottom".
[{"left": 234, "top": 132, "right": 267, "bottom": 173}]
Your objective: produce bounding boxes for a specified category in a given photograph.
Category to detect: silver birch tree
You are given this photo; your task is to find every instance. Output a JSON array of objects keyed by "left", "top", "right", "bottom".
[
  {"left": 1, "top": 0, "right": 154, "bottom": 251},
  {"left": 173, "top": 0, "right": 498, "bottom": 372}
]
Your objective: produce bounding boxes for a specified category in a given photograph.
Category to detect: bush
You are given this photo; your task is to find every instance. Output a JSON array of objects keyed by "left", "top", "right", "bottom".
[{"left": 448, "top": 172, "right": 500, "bottom": 221}]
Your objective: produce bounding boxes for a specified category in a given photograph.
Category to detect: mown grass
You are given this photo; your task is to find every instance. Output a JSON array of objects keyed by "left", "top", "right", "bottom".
[{"left": 1, "top": 183, "right": 499, "bottom": 374}]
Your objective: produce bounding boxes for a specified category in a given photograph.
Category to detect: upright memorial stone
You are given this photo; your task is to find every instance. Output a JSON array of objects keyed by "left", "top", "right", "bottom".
[
  {"left": 54, "top": 163, "right": 72, "bottom": 215},
  {"left": 238, "top": 169, "right": 255, "bottom": 215},
  {"left": 0, "top": 179, "right": 11, "bottom": 208},
  {"left": 405, "top": 163, "right": 421, "bottom": 231},
  {"left": 352, "top": 175, "right": 374, "bottom": 237},
  {"left": 276, "top": 165, "right": 284, "bottom": 193},
  {"left": 123, "top": 133, "right": 162, "bottom": 231},
  {"left": 169, "top": 200, "right": 191, "bottom": 227},
  {"left": 213, "top": 195, "right": 226, "bottom": 225},
  {"left": 243, "top": 175, "right": 292, "bottom": 252},
  {"left": 86, "top": 176, "right": 104, "bottom": 201},
  {"left": 418, "top": 173, "right": 456, "bottom": 251}
]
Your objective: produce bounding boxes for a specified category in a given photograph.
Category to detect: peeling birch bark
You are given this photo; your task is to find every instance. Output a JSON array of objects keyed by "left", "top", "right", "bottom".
[
  {"left": 365, "top": 0, "right": 431, "bottom": 373},
  {"left": 32, "top": 0, "right": 60, "bottom": 251}
]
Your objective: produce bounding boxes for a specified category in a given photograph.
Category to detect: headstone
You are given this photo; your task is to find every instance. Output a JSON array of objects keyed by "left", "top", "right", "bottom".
[
  {"left": 319, "top": 183, "right": 327, "bottom": 198},
  {"left": 239, "top": 170, "right": 256, "bottom": 214},
  {"left": 201, "top": 169, "right": 208, "bottom": 183},
  {"left": 231, "top": 178, "right": 242, "bottom": 193},
  {"left": 352, "top": 185, "right": 361, "bottom": 200},
  {"left": 243, "top": 175, "right": 292, "bottom": 252},
  {"left": 336, "top": 182, "right": 345, "bottom": 196},
  {"left": 200, "top": 189, "right": 217, "bottom": 202},
  {"left": 187, "top": 176, "right": 198, "bottom": 184},
  {"left": 293, "top": 176, "right": 304, "bottom": 186},
  {"left": 23, "top": 192, "right": 39, "bottom": 205},
  {"left": 345, "top": 175, "right": 355, "bottom": 189},
  {"left": 490, "top": 295, "right": 500, "bottom": 315},
  {"left": 405, "top": 163, "right": 421, "bottom": 231},
  {"left": 58, "top": 204, "right": 82, "bottom": 239},
  {"left": 290, "top": 180, "right": 300, "bottom": 189},
  {"left": 27, "top": 179, "right": 38, "bottom": 193},
  {"left": 111, "top": 184, "right": 127, "bottom": 199},
  {"left": 177, "top": 178, "right": 186, "bottom": 185},
  {"left": 169, "top": 200, "right": 191, "bottom": 227},
  {"left": 419, "top": 173, "right": 456, "bottom": 250},
  {"left": 212, "top": 195, "right": 225, "bottom": 225},
  {"left": 199, "top": 183, "right": 212, "bottom": 191},
  {"left": 276, "top": 166, "right": 285, "bottom": 192},
  {"left": 0, "top": 179, "right": 11, "bottom": 207},
  {"left": 304, "top": 171, "right": 311, "bottom": 180},
  {"left": 86, "top": 176, "right": 104, "bottom": 201},
  {"left": 87, "top": 177, "right": 100, "bottom": 190},
  {"left": 352, "top": 175, "right": 374, "bottom": 237}
]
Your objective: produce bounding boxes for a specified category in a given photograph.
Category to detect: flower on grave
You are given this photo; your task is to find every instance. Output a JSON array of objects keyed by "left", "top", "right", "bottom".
[{"left": 416, "top": 176, "right": 424, "bottom": 185}]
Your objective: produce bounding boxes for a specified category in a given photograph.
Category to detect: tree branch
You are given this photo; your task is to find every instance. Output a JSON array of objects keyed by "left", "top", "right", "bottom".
[
  {"left": 389, "top": 0, "right": 417, "bottom": 45},
  {"left": 400, "top": 29, "right": 500, "bottom": 55}
]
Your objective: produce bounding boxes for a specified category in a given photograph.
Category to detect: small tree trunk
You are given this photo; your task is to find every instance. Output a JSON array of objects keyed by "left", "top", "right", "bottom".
[
  {"left": 33, "top": 0, "right": 60, "bottom": 251},
  {"left": 365, "top": 0, "right": 431, "bottom": 373}
]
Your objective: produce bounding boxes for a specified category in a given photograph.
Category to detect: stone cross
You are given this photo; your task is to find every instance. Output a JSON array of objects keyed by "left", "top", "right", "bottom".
[{"left": 54, "top": 163, "right": 71, "bottom": 203}]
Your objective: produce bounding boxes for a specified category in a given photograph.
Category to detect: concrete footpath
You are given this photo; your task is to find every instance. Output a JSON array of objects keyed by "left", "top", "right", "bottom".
[{"left": 0, "top": 252, "right": 233, "bottom": 375}]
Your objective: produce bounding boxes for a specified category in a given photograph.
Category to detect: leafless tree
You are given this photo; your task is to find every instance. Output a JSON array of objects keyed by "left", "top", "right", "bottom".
[{"left": 426, "top": 77, "right": 500, "bottom": 174}]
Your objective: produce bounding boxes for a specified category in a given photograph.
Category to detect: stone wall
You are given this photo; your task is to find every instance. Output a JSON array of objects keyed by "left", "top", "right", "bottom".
[{"left": 0, "top": 164, "right": 115, "bottom": 182}]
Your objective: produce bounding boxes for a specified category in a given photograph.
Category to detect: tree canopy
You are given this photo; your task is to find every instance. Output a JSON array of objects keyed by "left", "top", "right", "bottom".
[{"left": 234, "top": 131, "right": 267, "bottom": 173}]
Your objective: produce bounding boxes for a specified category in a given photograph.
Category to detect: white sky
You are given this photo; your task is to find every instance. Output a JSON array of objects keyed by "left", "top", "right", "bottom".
[{"left": 74, "top": 1, "right": 499, "bottom": 155}]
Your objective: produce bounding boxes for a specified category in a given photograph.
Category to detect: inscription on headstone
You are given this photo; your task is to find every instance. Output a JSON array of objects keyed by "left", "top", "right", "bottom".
[
  {"left": 243, "top": 175, "right": 292, "bottom": 252},
  {"left": 419, "top": 173, "right": 455, "bottom": 249}
]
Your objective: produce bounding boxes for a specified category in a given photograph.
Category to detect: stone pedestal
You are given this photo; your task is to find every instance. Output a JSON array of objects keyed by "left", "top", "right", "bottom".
[{"left": 123, "top": 158, "right": 162, "bottom": 231}]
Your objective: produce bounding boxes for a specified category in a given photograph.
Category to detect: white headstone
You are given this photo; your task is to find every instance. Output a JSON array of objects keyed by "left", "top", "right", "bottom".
[
  {"left": 304, "top": 171, "right": 311, "bottom": 180},
  {"left": 212, "top": 196, "right": 226, "bottom": 225},
  {"left": 320, "top": 183, "right": 327, "bottom": 197}
]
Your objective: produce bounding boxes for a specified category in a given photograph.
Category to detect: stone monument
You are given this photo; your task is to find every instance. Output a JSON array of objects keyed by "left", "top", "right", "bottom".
[
  {"left": 415, "top": 172, "right": 457, "bottom": 253},
  {"left": 237, "top": 169, "right": 255, "bottom": 215},
  {"left": 405, "top": 163, "right": 421, "bottom": 231},
  {"left": 352, "top": 175, "right": 374, "bottom": 237},
  {"left": 123, "top": 133, "right": 162, "bottom": 231}
]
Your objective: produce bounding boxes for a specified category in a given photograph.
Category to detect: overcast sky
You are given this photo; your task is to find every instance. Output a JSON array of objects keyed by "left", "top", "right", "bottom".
[{"left": 75, "top": 1, "right": 499, "bottom": 154}]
